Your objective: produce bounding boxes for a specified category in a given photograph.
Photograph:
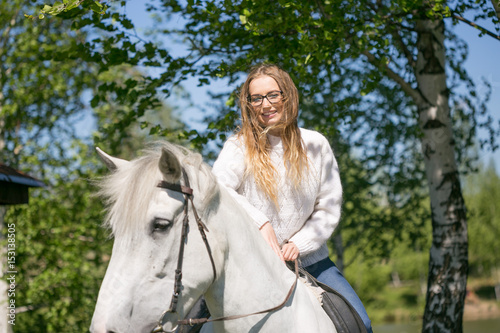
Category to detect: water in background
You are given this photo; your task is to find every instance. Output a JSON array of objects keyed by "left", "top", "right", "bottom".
[{"left": 373, "top": 317, "right": 500, "bottom": 332}]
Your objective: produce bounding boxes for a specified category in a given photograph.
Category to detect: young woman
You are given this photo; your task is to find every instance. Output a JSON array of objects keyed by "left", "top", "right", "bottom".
[{"left": 212, "top": 63, "right": 372, "bottom": 332}]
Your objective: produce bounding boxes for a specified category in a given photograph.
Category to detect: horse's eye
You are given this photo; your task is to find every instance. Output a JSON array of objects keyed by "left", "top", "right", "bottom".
[{"left": 152, "top": 217, "right": 172, "bottom": 233}]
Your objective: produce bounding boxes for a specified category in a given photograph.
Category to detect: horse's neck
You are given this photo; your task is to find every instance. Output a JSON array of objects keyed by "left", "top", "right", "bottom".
[{"left": 205, "top": 187, "right": 296, "bottom": 315}]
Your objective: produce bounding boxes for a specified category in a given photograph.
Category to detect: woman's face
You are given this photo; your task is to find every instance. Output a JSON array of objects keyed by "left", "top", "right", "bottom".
[{"left": 248, "top": 76, "right": 284, "bottom": 132}]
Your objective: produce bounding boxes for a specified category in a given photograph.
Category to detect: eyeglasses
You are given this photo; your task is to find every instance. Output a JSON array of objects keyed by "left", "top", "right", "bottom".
[{"left": 248, "top": 90, "right": 283, "bottom": 106}]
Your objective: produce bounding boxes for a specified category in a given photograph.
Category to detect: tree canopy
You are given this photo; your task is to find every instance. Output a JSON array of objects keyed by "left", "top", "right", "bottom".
[
  {"left": 1, "top": 1, "right": 184, "bottom": 331},
  {"left": 8, "top": 0, "right": 500, "bottom": 331}
]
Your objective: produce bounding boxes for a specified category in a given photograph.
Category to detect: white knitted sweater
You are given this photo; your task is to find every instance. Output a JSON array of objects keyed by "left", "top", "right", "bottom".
[{"left": 212, "top": 128, "right": 343, "bottom": 267}]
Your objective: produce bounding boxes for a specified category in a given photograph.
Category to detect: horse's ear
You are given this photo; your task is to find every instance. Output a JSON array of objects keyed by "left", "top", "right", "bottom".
[
  {"left": 159, "top": 147, "right": 182, "bottom": 182},
  {"left": 96, "top": 147, "right": 129, "bottom": 171}
]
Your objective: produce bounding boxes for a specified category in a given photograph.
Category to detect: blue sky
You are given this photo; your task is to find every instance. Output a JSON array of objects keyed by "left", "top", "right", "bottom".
[
  {"left": 125, "top": 0, "right": 499, "bottom": 172},
  {"left": 453, "top": 22, "right": 500, "bottom": 172}
]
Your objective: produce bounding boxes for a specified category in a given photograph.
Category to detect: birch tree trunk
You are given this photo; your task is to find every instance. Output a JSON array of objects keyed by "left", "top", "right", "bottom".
[{"left": 415, "top": 19, "right": 469, "bottom": 333}]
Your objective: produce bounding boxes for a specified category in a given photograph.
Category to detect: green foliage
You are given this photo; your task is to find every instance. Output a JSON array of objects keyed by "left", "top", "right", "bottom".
[
  {"left": 338, "top": 178, "right": 432, "bottom": 302},
  {"left": 341, "top": 162, "right": 500, "bottom": 324},
  {"left": 391, "top": 248, "right": 430, "bottom": 282},
  {"left": 28, "top": 0, "right": 497, "bottom": 167},
  {"left": 0, "top": 0, "right": 96, "bottom": 166},
  {"left": 25, "top": 0, "right": 106, "bottom": 20},
  {"left": 17, "top": 0, "right": 500, "bottom": 329},
  {"left": 464, "top": 162, "right": 500, "bottom": 276},
  {"left": 366, "top": 281, "right": 427, "bottom": 324},
  {"left": 1, "top": 2, "right": 186, "bottom": 332},
  {"left": 340, "top": 195, "right": 431, "bottom": 325},
  {"left": 3, "top": 143, "right": 112, "bottom": 332},
  {"left": 91, "top": 64, "right": 186, "bottom": 157},
  {"left": 344, "top": 257, "right": 393, "bottom": 303}
]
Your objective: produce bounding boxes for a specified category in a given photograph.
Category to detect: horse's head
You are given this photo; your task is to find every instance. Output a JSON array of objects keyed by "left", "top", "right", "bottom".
[{"left": 90, "top": 143, "right": 222, "bottom": 333}]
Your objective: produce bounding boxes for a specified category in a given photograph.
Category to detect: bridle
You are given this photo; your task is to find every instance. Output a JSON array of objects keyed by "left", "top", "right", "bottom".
[
  {"left": 152, "top": 169, "right": 216, "bottom": 333},
  {"left": 151, "top": 169, "right": 299, "bottom": 333}
]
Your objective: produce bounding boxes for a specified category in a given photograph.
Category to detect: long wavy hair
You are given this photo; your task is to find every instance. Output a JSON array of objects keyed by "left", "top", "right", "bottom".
[{"left": 237, "top": 63, "right": 308, "bottom": 207}]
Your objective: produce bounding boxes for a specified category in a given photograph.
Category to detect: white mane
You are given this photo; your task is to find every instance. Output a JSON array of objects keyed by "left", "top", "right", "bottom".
[{"left": 97, "top": 141, "right": 219, "bottom": 239}]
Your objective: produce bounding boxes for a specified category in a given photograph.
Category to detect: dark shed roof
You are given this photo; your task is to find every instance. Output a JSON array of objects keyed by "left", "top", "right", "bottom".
[{"left": 0, "top": 164, "right": 45, "bottom": 205}]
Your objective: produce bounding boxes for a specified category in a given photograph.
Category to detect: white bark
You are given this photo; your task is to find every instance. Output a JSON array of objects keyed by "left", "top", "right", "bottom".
[{"left": 415, "top": 19, "right": 468, "bottom": 333}]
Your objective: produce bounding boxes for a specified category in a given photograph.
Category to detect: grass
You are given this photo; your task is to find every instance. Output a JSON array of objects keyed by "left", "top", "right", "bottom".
[
  {"left": 364, "top": 277, "right": 500, "bottom": 325},
  {"left": 364, "top": 281, "right": 426, "bottom": 325}
]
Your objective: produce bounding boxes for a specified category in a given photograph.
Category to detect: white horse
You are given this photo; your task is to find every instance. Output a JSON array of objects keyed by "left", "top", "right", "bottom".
[{"left": 90, "top": 142, "right": 337, "bottom": 333}]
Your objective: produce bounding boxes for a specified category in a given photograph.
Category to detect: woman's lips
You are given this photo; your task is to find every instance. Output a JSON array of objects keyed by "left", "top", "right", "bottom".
[{"left": 262, "top": 110, "right": 277, "bottom": 118}]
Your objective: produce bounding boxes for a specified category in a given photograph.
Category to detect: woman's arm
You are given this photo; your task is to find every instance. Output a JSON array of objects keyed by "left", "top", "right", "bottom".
[
  {"left": 212, "top": 138, "right": 284, "bottom": 261},
  {"left": 212, "top": 138, "right": 269, "bottom": 228},
  {"left": 289, "top": 136, "right": 342, "bottom": 256}
]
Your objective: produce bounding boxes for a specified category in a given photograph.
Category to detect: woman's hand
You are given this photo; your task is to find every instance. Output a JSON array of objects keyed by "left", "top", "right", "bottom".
[
  {"left": 281, "top": 242, "right": 299, "bottom": 261},
  {"left": 259, "top": 222, "right": 284, "bottom": 261}
]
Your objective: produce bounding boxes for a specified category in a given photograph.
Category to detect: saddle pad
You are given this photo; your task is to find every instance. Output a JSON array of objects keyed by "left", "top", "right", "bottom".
[{"left": 293, "top": 264, "right": 368, "bottom": 333}]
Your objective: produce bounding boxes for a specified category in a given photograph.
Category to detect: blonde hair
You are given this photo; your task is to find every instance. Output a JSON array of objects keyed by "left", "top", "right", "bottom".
[{"left": 237, "top": 63, "right": 308, "bottom": 206}]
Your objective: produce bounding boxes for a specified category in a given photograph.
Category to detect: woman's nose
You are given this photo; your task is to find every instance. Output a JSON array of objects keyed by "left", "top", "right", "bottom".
[{"left": 262, "top": 97, "right": 272, "bottom": 107}]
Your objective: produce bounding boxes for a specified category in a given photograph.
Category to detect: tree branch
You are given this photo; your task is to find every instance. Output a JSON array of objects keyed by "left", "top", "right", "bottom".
[
  {"left": 451, "top": 13, "right": 500, "bottom": 42},
  {"left": 389, "top": 27, "right": 417, "bottom": 68},
  {"left": 361, "top": 50, "right": 423, "bottom": 104},
  {"left": 16, "top": 304, "right": 43, "bottom": 313},
  {"left": 0, "top": 8, "right": 21, "bottom": 82}
]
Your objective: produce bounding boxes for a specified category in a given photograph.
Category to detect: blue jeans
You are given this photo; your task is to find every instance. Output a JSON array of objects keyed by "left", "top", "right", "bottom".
[{"left": 304, "top": 257, "right": 373, "bottom": 333}]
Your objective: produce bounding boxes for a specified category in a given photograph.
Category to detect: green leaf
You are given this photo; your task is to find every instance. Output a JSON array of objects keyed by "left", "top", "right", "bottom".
[
  {"left": 198, "top": 78, "right": 209, "bottom": 86},
  {"left": 89, "top": 0, "right": 107, "bottom": 14}
]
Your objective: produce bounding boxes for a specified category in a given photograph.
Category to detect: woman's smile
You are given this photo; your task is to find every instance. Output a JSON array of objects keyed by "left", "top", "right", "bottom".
[{"left": 262, "top": 110, "right": 278, "bottom": 117}]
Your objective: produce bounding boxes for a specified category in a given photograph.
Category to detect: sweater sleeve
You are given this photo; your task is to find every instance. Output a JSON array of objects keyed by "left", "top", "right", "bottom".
[
  {"left": 289, "top": 136, "right": 342, "bottom": 256},
  {"left": 212, "top": 138, "right": 270, "bottom": 228}
]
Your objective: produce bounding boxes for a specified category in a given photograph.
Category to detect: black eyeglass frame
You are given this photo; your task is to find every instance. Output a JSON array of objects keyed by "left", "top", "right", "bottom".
[{"left": 248, "top": 90, "right": 284, "bottom": 106}]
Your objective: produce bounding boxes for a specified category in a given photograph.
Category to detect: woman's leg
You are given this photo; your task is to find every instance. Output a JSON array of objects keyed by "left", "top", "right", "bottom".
[{"left": 304, "top": 257, "right": 373, "bottom": 333}]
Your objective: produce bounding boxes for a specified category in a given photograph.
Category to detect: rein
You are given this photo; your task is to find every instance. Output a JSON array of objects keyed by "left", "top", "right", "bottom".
[{"left": 151, "top": 169, "right": 299, "bottom": 333}]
